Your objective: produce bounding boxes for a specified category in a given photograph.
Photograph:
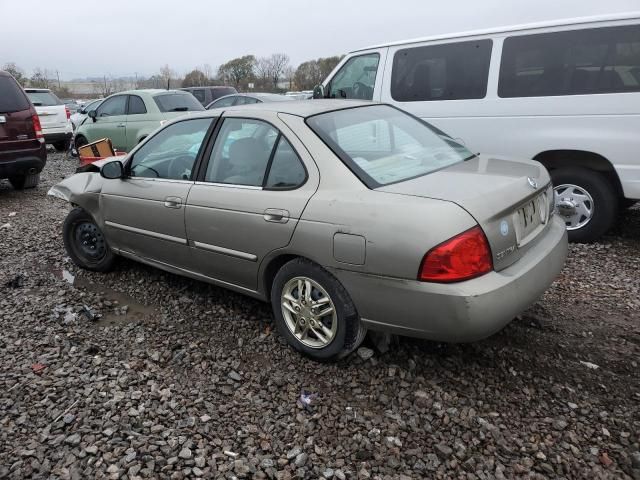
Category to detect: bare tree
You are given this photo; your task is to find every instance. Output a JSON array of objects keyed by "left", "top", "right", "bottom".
[
  {"left": 159, "top": 64, "right": 177, "bottom": 89},
  {"left": 254, "top": 57, "right": 271, "bottom": 89},
  {"left": 3, "top": 62, "right": 27, "bottom": 86},
  {"left": 30, "top": 68, "right": 54, "bottom": 89},
  {"left": 266, "top": 53, "right": 290, "bottom": 90}
]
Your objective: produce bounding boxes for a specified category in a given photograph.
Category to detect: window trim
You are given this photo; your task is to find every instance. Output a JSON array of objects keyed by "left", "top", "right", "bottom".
[
  {"left": 196, "top": 115, "right": 308, "bottom": 191},
  {"left": 125, "top": 117, "right": 218, "bottom": 180},
  {"left": 390, "top": 39, "right": 493, "bottom": 102}
]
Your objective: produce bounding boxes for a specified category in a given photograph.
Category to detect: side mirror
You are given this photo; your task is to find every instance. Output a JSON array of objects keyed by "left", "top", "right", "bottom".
[
  {"left": 312, "top": 84, "right": 325, "bottom": 99},
  {"left": 88, "top": 110, "right": 97, "bottom": 122},
  {"left": 100, "top": 160, "right": 124, "bottom": 179}
]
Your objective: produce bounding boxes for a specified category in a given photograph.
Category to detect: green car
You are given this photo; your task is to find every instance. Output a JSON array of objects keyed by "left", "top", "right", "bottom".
[{"left": 74, "top": 89, "right": 204, "bottom": 153}]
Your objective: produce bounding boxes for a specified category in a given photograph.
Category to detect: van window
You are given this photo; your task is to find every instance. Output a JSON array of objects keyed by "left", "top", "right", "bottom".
[
  {"left": 391, "top": 40, "right": 492, "bottom": 102},
  {"left": 327, "top": 53, "right": 380, "bottom": 100},
  {"left": 499, "top": 25, "right": 640, "bottom": 97}
]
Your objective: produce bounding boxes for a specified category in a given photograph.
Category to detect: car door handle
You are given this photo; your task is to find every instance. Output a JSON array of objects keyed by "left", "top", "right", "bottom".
[
  {"left": 164, "top": 196, "right": 182, "bottom": 209},
  {"left": 116, "top": 123, "right": 126, "bottom": 128},
  {"left": 263, "top": 208, "right": 289, "bottom": 223}
]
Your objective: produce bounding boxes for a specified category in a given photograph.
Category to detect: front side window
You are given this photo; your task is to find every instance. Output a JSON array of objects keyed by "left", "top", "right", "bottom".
[
  {"left": 327, "top": 53, "right": 380, "bottom": 100},
  {"left": 153, "top": 93, "right": 205, "bottom": 112},
  {"left": 26, "top": 90, "right": 62, "bottom": 107},
  {"left": 128, "top": 95, "right": 147, "bottom": 115},
  {"left": 307, "top": 105, "right": 474, "bottom": 188},
  {"left": 129, "top": 118, "right": 212, "bottom": 180},
  {"left": 191, "top": 89, "right": 206, "bottom": 103},
  {"left": 499, "top": 25, "right": 640, "bottom": 97},
  {"left": 97, "top": 95, "right": 127, "bottom": 117},
  {"left": 391, "top": 40, "right": 492, "bottom": 102},
  {"left": 205, "top": 118, "right": 279, "bottom": 186}
]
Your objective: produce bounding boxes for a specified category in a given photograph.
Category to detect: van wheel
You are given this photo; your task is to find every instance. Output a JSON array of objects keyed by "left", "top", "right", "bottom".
[
  {"left": 551, "top": 168, "right": 618, "bottom": 243},
  {"left": 54, "top": 140, "right": 70, "bottom": 152},
  {"left": 271, "top": 258, "right": 366, "bottom": 361},
  {"left": 620, "top": 199, "right": 637, "bottom": 210},
  {"left": 9, "top": 173, "right": 40, "bottom": 190},
  {"left": 63, "top": 208, "right": 116, "bottom": 272}
]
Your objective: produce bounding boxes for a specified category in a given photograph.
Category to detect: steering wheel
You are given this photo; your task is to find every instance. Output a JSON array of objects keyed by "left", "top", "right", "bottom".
[
  {"left": 352, "top": 82, "right": 372, "bottom": 100},
  {"left": 167, "top": 154, "right": 195, "bottom": 180}
]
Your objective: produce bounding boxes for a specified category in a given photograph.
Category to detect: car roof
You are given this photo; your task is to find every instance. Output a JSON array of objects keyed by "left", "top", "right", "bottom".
[
  {"left": 353, "top": 11, "right": 640, "bottom": 52},
  {"left": 113, "top": 89, "right": 190, "bottom": 96},
  {"left": 201, "top": 99, "right": 374, "bottom": 118}
]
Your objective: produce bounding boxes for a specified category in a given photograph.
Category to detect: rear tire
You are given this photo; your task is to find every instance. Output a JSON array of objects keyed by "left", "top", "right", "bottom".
[
  {"left": 551, "top": 168, "right": 618, "bottom": 243},
  {"left": 53, "top": 140, "right": 69, "bottom": 152},
  {"left": 63, "top": 207, "right": 116, "bottom": 272},
  {"left": 271, "top": 258, "right": 365, "bottom": 361},
  {"left": 9, "top": 173, "right": 40, "bottom": 190}
]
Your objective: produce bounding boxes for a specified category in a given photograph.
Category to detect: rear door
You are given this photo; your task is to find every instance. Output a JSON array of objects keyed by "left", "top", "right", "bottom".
[
  {"left": 25, "top": 90, "right": 66, "bottom": 131},
  {"left": 185, "top": 113, "right": 318, "bottom": 290}
]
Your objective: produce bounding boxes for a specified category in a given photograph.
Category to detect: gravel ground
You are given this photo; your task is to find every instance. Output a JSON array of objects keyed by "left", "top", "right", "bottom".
[{"left": 1, "top": 151, "right": 639, "bottom": 480}]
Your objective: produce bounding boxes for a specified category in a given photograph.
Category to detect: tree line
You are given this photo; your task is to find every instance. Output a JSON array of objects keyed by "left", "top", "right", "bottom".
[{"left": 2, "top": 53, "right": 343, "bottom": 98}]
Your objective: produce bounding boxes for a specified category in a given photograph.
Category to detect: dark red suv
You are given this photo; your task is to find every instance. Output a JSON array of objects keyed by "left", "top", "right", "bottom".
[{"left": 0, "top": 71, "right": 47, "bottom": 189}]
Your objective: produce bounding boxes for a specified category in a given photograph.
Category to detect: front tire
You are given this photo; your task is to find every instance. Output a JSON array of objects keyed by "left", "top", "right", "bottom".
[
  {"left": 63, "top": 208, "right": 115, "bottom": 272},
  {"left": 271, "top": 258, "right": 365, "bottom": 361},
  {"left": 9, "top": 173, "right": 40, "bottom": 190},
  {"left": 551, "top": 168, "right": 618, "bottom": 243},
  {"left": 74, "top": 135, "right": 88, "bottom": 150}
]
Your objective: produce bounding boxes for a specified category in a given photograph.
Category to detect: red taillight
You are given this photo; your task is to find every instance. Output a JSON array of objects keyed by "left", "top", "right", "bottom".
[
  {"left": 32, "top": 115, "right": 44, "bottom": 142},
  {"left": 419, "top": 226, "right": 493, "bottom": 283},
  {"left": 65, "top": 106, "right": 70, "bottom": 119}
]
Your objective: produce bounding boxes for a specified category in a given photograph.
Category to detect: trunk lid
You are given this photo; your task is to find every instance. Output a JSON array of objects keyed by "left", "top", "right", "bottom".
[{"left": 376, "top": 155, "right": 554, "bottom": 270}]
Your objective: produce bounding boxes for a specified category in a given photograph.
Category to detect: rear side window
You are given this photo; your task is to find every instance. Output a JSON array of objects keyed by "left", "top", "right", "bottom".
[
  {"left": 128, "top": 95, "right": 147, "bottom": 115},
  {"left": 191, "top": 89, "right": 206, "bottom": 103},
  {"left": 154, "top": 93, "right": 205, "bottom": 112},
  {"left": 0, "top": 76, "right": 30, "bottom": 112},
  {"left": 499, "top": 25, "right": 640, "bottom": 97},
  {"left": 391, "top": 40, "right": 493, "bottom": 101},
  {"left": 26, "top": 90, "right": 62, "bottom": 107},
  {"left": 265, "top": 137, "right": 306, "bottom": 189}
]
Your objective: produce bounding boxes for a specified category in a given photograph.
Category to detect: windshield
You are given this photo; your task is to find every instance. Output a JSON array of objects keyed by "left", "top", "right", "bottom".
[
  {"left": 153, "top": 93, "right": 205, "bottom": 112},
  {"left": 26, "top": 91, "right": 61, "bottom": 107},
  {"left": 306, "top": 105, "right": 474, "bottom": 188}
]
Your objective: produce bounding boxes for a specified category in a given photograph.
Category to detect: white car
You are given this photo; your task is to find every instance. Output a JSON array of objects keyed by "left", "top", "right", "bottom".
[
  {"left": 316, "top": 12, "right": 640, "bottom": 242},
  {"left": 24, "top": 88, "right": 73, "bottom": 152},
  {"left": 70, "top": 98, "right": 102, "bottom": 131}
]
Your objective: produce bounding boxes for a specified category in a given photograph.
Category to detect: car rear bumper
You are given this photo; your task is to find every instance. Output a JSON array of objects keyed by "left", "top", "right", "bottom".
[
  {"left": 43, "top": 124, "right": 73, "bottom": 144},
  {"left": 331, "top": 216, "right": 568, "bottom": 342},
  {"left": 0, "top": 144, "right": 47, "bottom": 179}
]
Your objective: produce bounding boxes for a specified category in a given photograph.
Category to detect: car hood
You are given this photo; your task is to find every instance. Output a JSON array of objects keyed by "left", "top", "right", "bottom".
[{"left": 376, "top": 155, "right": 553, "bottom": 270}]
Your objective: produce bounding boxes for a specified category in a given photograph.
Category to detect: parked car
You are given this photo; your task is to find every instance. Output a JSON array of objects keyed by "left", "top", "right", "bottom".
[
  {"left": 49, "top": 101, "right": 567, "bottom": 361},
  {"left": 24, "top": 88, "right": 73, "bottom": 152},
  {"left": 74, "top": 89, "right": 204, "bottom": 153},
  {"left": 206, "top": 93, "right": 295, "bottom": 109},
  {"left": 0, "top": 71, "right": 46, "bottom": 189},
  {"left": 314, "top": 13, "right": 640, "bottom": 242},
  {"left": 70, "top": 98, "right": 102, "bottom": 130},
  {"left": 180, "top": 86, "right": 238, "bottom": 106},
  {"left": 61, "top": 99, "right": 80, "bottom": 114}
]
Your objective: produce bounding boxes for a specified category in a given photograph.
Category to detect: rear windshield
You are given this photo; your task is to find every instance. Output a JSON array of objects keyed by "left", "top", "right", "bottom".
[
  {"left": 26, "top": 91, "right": 61, "bottom": 107},
  {"left": 153, "top": 93, "right": 205, "bottom": 112},
  {"left": 306, "top": 105, "right": 474, "bottom": 188},
  {"left": 0, "top": 76, "right": 30, "bottom": 113}
]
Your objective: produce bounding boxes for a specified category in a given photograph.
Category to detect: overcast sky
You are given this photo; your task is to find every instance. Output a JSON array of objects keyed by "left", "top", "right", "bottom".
[{"left": 1, "top": 0, "right": 638, "bottom": 80}]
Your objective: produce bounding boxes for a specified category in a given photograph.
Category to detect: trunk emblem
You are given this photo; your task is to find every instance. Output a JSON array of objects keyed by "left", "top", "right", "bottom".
[
  {"left": 527, "top": 177, "right": 538, "bottom": 189},
  {"left": 500, "top": 220, "right": 509, "bottom": 236}
]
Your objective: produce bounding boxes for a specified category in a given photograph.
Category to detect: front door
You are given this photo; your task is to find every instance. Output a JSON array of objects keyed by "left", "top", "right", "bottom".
[
  {"left": 100, "top": 117, "right": 214, "bottom": 267},
  {"left": 185, "top": 115, "right": 318, "bottom": 291},
  {"left": 89, "top": 94, "right": 128, "bottom": 150}
]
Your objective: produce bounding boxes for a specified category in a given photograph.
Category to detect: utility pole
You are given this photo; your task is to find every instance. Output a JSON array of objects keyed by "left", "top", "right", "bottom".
[
  {"left": 56, "top": 70, "right": 61, "bottom": 89},
  {"left": 134, "top": 72, "right": 138, "bottom": 88},
  {"left": 103, "top": 75, "right": 107, "bottom": 96}
]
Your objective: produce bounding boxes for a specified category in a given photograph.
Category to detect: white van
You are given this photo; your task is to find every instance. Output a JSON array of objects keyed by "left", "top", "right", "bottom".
[{"left": 314, "top": 13, "right": 640, "bottom": 242}]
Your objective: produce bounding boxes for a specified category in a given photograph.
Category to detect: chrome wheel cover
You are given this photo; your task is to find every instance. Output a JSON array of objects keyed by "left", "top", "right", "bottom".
[
  {"left": 554, "top": 184, "right": 594, "bottom": 230},
  {"left": 281, "top": 276, "right": 338, "bottom": 349}
]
